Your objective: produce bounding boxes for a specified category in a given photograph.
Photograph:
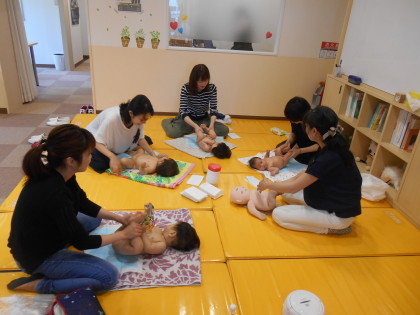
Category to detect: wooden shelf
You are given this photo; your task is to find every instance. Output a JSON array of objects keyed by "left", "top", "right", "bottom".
[
  {"left": 323, "top": 75, "right": 420, "bottom": 227},
  {"left": 380, "top": 142, "right": 412, "bottom": 163},
  {"left": 358, "top": 127, "right": 381, "bottom": 143}
]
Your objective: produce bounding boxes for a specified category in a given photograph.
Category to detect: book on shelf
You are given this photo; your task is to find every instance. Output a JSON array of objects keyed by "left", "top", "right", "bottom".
[
  {"left": 371, "top": 103, "right": 388, "bottom": 131},
  {"left": 345, "top": 88, "right": 356, "bottom": 118},
  {"left": 376, "top": 106, "right": 389, "bottom": 132},
  {"left": 401, "top": 117, "right": 420, "bottom": 151},
  {"left": 391, "top": 110, "right": 411, "bottom": 147},
  {"left": 353, "top": 96, "right": 363, "bottom": 119},
  {"left": 405, "top": 129, "right": 419, "bottom": 152},
  {"left": 368, "top": 103, "right": 381, "bottom": 128}
]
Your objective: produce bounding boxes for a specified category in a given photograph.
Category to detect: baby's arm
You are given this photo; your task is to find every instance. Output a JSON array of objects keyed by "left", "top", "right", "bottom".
[
  {"left": 120, "top": 157, "right": 136, "bottom": 170},
  {"left": 247, "top": 200, "right": 266, "bottom": 220}
]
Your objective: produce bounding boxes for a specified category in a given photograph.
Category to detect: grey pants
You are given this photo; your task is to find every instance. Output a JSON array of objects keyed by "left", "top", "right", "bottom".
[{"left": 161, "top": 115, "right": 229, "bottom": 138}]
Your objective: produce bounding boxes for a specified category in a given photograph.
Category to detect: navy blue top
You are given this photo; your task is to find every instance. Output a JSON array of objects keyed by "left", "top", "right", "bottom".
[
  {"left": 304, "top": 148, "right": 362, "bottom": 218},
  {"left": 291, "top": 122, "right": 317, "bottom": 165}
]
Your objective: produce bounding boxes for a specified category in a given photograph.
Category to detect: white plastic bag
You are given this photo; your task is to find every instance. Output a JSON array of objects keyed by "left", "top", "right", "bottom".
[{"left": 361, "top": 173, "right": 389, "bottom": 202}]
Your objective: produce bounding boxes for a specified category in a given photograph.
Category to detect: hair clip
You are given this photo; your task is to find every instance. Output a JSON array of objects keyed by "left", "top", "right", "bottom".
[
  {"left": 322, "top": 125, "right": 344, "bottom": 140},
  {"left": 40, "top": 150, "right": 48, "bottom": 166}
]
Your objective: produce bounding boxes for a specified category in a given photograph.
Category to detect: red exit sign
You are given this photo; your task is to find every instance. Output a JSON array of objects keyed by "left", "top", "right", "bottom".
[{"left": 321, "top": 42, "right": 339, "bottom": 50}]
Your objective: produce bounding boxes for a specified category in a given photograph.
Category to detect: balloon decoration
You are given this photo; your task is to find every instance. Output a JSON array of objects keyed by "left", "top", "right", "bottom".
[
  {"left": 266, "top": 32, "right": 272, "bottom": 39},
  {"left": 181, "top": 15, "right": 188, "bottom": 21},
  {"left": 178, "top": 27, "right": 184, "bottom": 34},
  {"left": 170, "top": 21, "right": 178, "bottom": 30}
]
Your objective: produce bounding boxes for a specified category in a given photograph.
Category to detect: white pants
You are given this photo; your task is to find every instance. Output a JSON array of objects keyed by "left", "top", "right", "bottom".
[{"left": 272, "top": 191, "right": 355, "bottom": 234}]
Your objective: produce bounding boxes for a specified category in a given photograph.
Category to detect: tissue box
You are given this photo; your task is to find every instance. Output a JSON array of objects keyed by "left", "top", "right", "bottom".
[
  {"left": 199, "top": 182, "right": 223, "bottom": 199},
  {"left": 181, "top": 186, "right": 208, "bottom": 202}
]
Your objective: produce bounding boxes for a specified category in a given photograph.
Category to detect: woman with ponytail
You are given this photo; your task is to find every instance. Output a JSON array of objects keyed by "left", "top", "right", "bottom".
[
  {"left": 7, "top": 124, "right": 142, "bottom": 293},
  {"left": 257, "top": 106, "right": 362, "bottom": 234},
  {"left": 87, "top": 94, "right": 160, "bottom": 173}
]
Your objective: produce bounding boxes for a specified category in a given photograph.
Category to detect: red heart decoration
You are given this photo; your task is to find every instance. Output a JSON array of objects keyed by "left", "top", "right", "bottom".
[
  {"left": 266, "top": 32, "right": 272, "bottom": 39},
  {"left": 170, "top": 22, "right": 178, "bottom": 30}
]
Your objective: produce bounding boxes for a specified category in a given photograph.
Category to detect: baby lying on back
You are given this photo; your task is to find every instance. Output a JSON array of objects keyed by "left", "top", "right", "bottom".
[
  {"left": 249, "top": 149, "right": 294, "bottom": 175},
  {"left": 196, "top": 124, "right": 231, "bottom": 159},
  {"left": 119, "top": 149, "right": 179, "bottom": 177},
  {"left": 112, "top": 203, "right": 200, "bottom": 255}
]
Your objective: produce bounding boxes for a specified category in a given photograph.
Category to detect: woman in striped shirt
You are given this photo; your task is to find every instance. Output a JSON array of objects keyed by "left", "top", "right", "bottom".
[{"left": 162, "top": 64, "right": 229, "bottom": 138}]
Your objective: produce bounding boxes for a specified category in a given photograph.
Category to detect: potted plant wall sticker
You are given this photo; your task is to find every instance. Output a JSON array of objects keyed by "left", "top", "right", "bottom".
[
  {"left": 150, "top": 31, "right": 160, "bottom": 49},
  {"left": 121, "top": 26, "right": 130, "bottom": 47},
  {"left": 135, "top": 29, "right": 145, "bottom": 48}
]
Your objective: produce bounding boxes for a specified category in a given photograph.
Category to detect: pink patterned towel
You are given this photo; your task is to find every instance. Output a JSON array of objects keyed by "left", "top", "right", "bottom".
[{"left": 85, "top": 209, "right": 201, "bottom": 290}]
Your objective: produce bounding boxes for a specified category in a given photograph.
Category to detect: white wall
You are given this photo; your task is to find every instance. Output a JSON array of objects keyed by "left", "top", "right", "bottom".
[
  {"left": 22, "top": 0, "right": 64, "bottom": 64},
  {"left": 340, "top": 0, "right": 420, "bottom": 94},
  {"left": 79, "top": 0, "right": 89, "bottom": 56}
]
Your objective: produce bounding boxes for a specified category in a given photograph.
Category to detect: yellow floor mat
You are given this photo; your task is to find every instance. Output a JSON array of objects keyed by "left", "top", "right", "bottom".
[
  {"left": 0, "top": 263, "right": 238, "bottom": 315},
  {"left": 0, "top": 209, "right": 224, "bottom": 270},
  {"left": 228, "top": 256, "right": 420, "bottom": 315},
  {"left": 229, "top": 119, "right": 290, "bottom": 134},
  {"left": 76, "top": 171, "right": 212, "bottom": 210},
  {"left": 227, "top": 133, "right": 283, "bottom": 151},
  {"left": 71, "top": 113, "right": 97, "bottom": 128},
  {"left": 214, "top": 202, "right": 420, "bottom": 258}
]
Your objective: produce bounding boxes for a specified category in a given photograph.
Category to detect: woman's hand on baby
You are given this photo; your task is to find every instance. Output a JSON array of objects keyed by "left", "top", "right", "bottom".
[
  {"left": 123, "top": 222, "right": 143, "bottom": 239},
  {"left": 257, "top": 174, "right": 270, "bottom": 192},
  {"left": 110, "top": 156, "right": 123, "bottom": 173}
]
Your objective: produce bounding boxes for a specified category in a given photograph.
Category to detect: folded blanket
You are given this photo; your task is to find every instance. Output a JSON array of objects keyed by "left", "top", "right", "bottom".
[
  {"left": 238, "top": 151, "right": 307, "bottom": 182},
  {"left": 85, "top": 209, "right": 201, "bottom": 291},
  {"left": 106, "top": 160, "right": 194, "bottom": 189},
  {"left": 165, "top": 135, "right": 237, "bottom": 158}
]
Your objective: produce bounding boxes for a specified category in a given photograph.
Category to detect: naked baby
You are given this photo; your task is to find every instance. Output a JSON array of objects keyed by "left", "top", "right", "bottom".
[
  {"left": 249, "top": 149, "right": 294, "bottom": 175},
  {"left": 112, "top": 203, "right": 200, "bottom": 255}
]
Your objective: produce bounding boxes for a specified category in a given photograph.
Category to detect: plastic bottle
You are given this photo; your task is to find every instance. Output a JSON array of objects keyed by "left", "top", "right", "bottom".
[{"left": 206, "top": 163, "right": 221, "bottom": 186}]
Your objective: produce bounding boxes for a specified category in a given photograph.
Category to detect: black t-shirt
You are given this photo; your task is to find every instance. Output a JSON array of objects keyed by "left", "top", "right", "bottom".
[
  {"left": 291, "top": 122, "right": 317, "bottom": 165},
  {"left": 8, "top": 171, "right": 102, "bottom": 273},
  {"left": 304, "top": 148, "right": 362, "bottom": 218}
]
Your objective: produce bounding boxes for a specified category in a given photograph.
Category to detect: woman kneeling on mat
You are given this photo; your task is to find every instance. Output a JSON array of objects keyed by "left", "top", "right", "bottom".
[
  {"left": 7, "top": 124, "right": 142, "bottom": 293},
  {"left": 257, "top": 106, "right": 362, "bottom": 234},
  {"left": 87, "top": 94, "right": 161, "bottom": 174}
]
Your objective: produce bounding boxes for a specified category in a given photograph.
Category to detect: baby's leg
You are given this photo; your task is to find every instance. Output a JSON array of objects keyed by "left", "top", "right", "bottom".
[
  {"left": 196, "top": 127, "right": 206, "bottom": 142},
  {"left": 112, "top": 236, "right": 145, "bottom": 255},
  {"left": 120, "top": 157, "right": 136, "bottom": 169},
  {"left": 112, "top": 223, "right": 145, "bottom": 255}
]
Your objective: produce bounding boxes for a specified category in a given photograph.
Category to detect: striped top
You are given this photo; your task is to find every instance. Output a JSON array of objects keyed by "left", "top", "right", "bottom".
[{"left": 179, "top": 83, "right": 219, "bottom": 120}]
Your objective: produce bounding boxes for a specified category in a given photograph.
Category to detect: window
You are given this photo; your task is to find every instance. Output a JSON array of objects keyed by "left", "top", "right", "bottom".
[{"left": 167, "top": 0, "right": 284, "bottom": 54}]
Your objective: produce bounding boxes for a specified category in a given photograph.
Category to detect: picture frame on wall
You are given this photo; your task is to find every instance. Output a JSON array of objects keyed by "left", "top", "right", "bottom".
[{"left": 70, "top": 0, "right": 79, "bottom": 25}]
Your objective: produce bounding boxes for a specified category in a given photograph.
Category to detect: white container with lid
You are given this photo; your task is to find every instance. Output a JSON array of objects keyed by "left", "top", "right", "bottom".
[
  {"left": 206, "top": 163, "right": 221, "bottom": 186},
  {"left": 283, "top": 290, "right": 325, "bottom": 315}
]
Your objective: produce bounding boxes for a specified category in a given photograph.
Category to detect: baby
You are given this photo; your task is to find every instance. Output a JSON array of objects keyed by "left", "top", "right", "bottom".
[
  {"left": 112, "top": 203, "right": 200, "bottom": 255},
  {"left": 119, "top": 149, "right": 179, "bottom": 177},
  {"left": 196, "top": 124, "right": 231, "bottom": 159},
  {"left": 249, "top": 149, "right": 294, "bottom": 175}
]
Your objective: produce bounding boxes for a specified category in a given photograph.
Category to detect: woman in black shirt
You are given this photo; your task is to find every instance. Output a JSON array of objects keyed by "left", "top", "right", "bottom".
[
  {"left": 7, "top": 124, "right": 142, "bottom": 293},
  {"left": 258, "top": 106, "right": 361, "bottom": 234}
]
